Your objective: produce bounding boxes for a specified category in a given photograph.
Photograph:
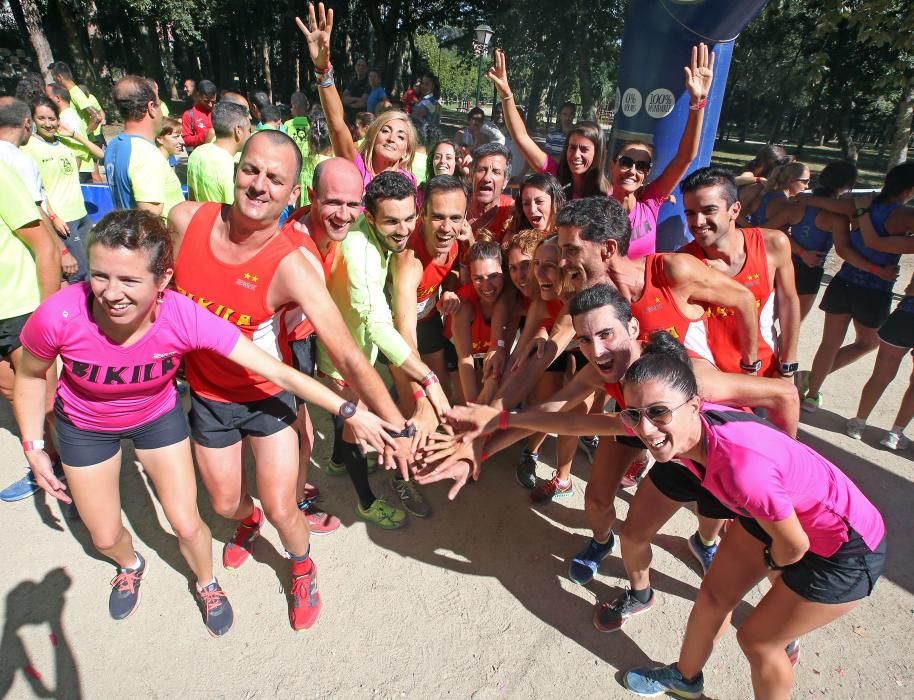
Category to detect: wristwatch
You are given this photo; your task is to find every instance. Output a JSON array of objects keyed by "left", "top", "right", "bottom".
[
  {"left": 22, "top": 439, "right": 45, "bottom": 452},
  {"left": 763, "top": 546, "right": 786, "bottom": 571},
  {"left": 779, "top": 361, "right": 799, "bottom": 377},
  {"left": 385, "top": 424, "right": 417, "bottom": 439},
  {"left": 739, "top": 359, "right": 762, "bottom": 374},
  {"left": 338, "top": 401, "right": 357, "bottom": 420}
]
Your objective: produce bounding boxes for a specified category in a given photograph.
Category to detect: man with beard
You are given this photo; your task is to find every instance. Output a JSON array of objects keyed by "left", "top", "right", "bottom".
[
  {"left": 168, "top": 131, "right": 411, "bottom": 630},
  {"left": 317, "top": 171, "right": 451, "bottom": 529}
]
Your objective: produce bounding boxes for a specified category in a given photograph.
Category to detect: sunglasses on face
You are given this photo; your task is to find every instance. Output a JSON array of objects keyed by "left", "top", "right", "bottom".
[
  {"left": 615, "top": 155, "right": 652, "bottom": 174},
  {"left": 793, "top": 178, "right": 810, "bottom": 184},
  {"left": 619, "top": 398, "right": 691, "bottom": 428}
]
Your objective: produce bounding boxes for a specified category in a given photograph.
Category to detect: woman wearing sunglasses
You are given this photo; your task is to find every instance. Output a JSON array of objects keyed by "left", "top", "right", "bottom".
[{"left": 738, "top": 160, "right": 811, "bottom": 228}]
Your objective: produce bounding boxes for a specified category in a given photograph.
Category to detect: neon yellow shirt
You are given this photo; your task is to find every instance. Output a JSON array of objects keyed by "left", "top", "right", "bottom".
[
  {"left": 22, "top": 136, "right": 87, "bottom": 221},
  {"left": 160, "top": 101, "right": 171, "bottom": 118},
  {"left": 186, "top": 143, "right": 235, "bottom": 204},
  {"left": 0, "top": 161, "right": 42, "bottom": 319},
  {"left": 68, "top": 86, "right": 103, "bottom": 138},
  {"left": 317, "top": 215, "right": 412, "bottom": 379},
  {"left": 298, "top": 153, "right": 331, "bottom": 206},
  {"left": 411, "top": 151, "right": 428, "bottom": 183}
]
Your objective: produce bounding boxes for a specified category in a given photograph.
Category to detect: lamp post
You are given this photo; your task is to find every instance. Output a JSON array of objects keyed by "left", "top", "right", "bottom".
[{"left": 473, "top": 23, "right": 493, "bottom": 107}]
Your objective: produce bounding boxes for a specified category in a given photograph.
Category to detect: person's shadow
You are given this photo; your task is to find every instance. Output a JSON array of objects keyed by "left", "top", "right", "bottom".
[{"left": 0, "top": 567, "right": 82, "bottom": 699}]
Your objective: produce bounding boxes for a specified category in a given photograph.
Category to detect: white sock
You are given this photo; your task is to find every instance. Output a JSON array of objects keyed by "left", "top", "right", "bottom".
[{"left": 196, "top": 577, "right": 216, "bottom": 591}]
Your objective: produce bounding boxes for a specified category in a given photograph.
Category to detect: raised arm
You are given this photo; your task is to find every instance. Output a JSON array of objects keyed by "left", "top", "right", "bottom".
[
  {"left": 486, "top": 49, "right": 547, "bottom": 174},
  {"left": 650, "top": 43, "right": 714, "bottom": 199},
  {"left": 451, "top": 303, "right": 481, "bottom": 403},
  {"left": 295, "top": 2, "right": 357, "bottom": 162}
]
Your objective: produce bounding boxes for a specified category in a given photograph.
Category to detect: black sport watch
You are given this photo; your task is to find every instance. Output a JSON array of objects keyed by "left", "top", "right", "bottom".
[
  {"left": 739, "top": 359, "right": 762, "bottom": 374},
  {"left": 339, "top": 401, "right": 357, "bottom": 420},
  {"left": 779, "top": 361, "right": 799, "bottom": 376}
]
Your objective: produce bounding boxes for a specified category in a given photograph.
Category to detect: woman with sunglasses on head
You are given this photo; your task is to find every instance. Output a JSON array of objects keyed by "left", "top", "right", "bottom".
[{"left": 13, "top": 210, "right": 397, "bottom": 636}]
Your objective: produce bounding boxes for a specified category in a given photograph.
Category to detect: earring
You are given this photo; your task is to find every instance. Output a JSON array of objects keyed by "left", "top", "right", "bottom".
[{"left": 156, "top": 290, "right": 165, "bottom": 304}]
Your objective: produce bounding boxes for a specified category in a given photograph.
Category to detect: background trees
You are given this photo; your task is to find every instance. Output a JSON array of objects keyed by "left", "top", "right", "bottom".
[{"left": 0, "top": 0, "right": 910, "bottom": 171}]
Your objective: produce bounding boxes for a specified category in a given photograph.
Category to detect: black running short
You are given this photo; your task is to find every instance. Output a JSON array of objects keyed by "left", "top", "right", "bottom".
[
  {"left": 878, "top": 307, "right": 914, "bottom": 350},
  {"left": 648, "top": 460, "right": 736, "bottom": 520},
  {"left": 791, "top": 255, "right": 826, "bottom": 296},
  {"left": 55, "top": 398, "right": 189, "bottom": 467},
  {"left": 820, "top": 277, "right": 893, "bottom": 329},
  {"left": 739, "top": 519, "right": 886, "bottom": 604},
  {"left": 189, "top": 390, "right": 298, "bottom": 448},
  {"left": 417, "top": 312, "right": 448, "bottom": 355},
  {"left": 0, "top": 312, "right": 29, "bottom": 360},
  {"left": 290, "top": 335, "right": 317, "bottom": 376}
]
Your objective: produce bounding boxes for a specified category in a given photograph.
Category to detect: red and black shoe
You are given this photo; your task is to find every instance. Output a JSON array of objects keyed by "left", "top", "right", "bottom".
[
  {"left": 289, "top": 559, "right": 322, "bottom": 631},
  {"left": 223, "top": 506, "right": 262, "bottom": 570}
]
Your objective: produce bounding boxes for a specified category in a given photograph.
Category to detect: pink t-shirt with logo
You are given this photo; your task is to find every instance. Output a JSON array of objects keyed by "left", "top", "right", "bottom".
[
  {"left": 21, "top": 283, "right": 241, "bottom": 432},
  {"left": 542, "top": 155, "right": 664, "bottom": 259},
  {"left": 680, "top": 404, "right": 885, "bottom": 557}
]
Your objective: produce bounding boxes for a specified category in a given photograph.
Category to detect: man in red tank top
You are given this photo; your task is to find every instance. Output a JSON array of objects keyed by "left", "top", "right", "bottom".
[
  {"left": 556, "top": 196, "right": 760, "bottom": 372},
  {"left": 279, "top": 157, "right": 367, "bottom": 534},
  {"left": 168, "top": 132, "right": 411, "bottom": 631},
  {"left": 679, "top": 167, "right": 800, "bottom": 378},
  {"left": 467, "top": 143, "right": 514, "bottom": 242}
]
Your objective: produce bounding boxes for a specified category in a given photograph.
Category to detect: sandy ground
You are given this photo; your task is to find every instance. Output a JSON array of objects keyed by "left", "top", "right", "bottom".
[{"left": 2, "top": 261, "right": 914, "bottom": 699}]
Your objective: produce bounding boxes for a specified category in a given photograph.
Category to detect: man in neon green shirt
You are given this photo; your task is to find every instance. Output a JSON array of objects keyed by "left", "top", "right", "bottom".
[
  {"left": 187, "top": 101, "right": 250, "bottom": 204},
  {"left": 284, "top": 92, "right": 311, "bottom": 159},
  {"left": 104, "top": 76, "right": 185, "bottom": 219},
  {"left": 48, "top": 62, "right": 104, "bottom": 139},
  {"left": 318, "top": 171, "right": 450, "bottom": 528}
]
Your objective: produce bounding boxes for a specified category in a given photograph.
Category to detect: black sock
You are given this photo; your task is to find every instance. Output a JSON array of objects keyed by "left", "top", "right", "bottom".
[
  {"left": 341, "top": 440, "right": 376, "bottom": 509},
  {"left": 677, "top": 666, "right": 700, "bottom": 685},
  {"left": 330, "top": 415, "right": 344, "bottom": 464},
  {"left": 631, "top": 586, "right": 652, "bottom": 604}
]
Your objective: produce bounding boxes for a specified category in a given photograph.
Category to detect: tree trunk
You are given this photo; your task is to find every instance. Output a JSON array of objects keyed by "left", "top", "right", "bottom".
[
  {"left": 83, "top": 0, "right": 111, "bottom": 86},
  {"left": 525, "top": 63, "right": 549, "bottom": 130},
  {"left": 261, "top": 39, "right": 273, "bottom": 103},
  {"left": 14, "top": 0, "right": 54, "bottom": 80},
  {"left": 887, "top": 73, "right": 914, "bottom": 170},
  {"left": 158, "top": 23, "right": 178, "bottom": 101},
  {"left": 57, "top": 0, "right": 98, "bottom": 84}
]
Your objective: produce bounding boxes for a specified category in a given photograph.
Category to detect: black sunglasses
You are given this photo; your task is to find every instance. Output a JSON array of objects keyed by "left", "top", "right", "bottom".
[
  {"left": 619, "top": 398, "right": 691, "bottom": 428},
  {"left": 615, "top": 155, "right": 652, "bottom": 174}
]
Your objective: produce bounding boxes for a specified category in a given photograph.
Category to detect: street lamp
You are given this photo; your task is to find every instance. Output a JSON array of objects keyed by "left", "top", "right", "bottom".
[{"left": 473, "top": 23, "right": 493, "bottom": 107}]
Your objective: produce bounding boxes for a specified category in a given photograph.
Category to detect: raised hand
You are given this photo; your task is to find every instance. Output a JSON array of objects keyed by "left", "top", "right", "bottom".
[
  {"left": 295, "top": 2, "right": 333, "bottom": 70},
  {"left": 346, "top": 407, "right": 400, "bottom": 458},
  {"left": 684, "top": 43, "right": 714, "bottom": 101},
  {"left": 443, "top": 402, "right": 501, "bottom": 442},
  {"left": 486, "top": 49, "right": 512, "bottom": 99}
]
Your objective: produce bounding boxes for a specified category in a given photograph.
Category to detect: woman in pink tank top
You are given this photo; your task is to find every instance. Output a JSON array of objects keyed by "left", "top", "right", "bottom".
[{"left": 14, "top": 210, "right": 399, "bottom": 635}]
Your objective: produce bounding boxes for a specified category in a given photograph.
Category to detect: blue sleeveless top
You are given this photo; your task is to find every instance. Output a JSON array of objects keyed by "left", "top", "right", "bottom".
[
  {"left": 836, "top": 201, "right": 902, "bottom": 291},
  {"left": 749, "top": 191, "right": 787, "bottom": 226},
  {"left": 791, "top": 205, "right": 832, "bottom": 259}
]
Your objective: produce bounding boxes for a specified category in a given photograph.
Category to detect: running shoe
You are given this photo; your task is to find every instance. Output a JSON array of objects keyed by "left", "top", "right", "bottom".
[
  {"left": 623, "top": 663, "right": 703, "bottom": 698},
  {"left": 196, "top": 579, "right": 234, "bottom": 637},
  {"left": 593, "top": 588, "right": 655, "bottom": 632},
  {"left": 845, "top": 417, "right": 866, "bottom": 440},
  {"left": 0, "top": 458, "right": 65, "bottom": 502},
  {"left": 530, "top": 472, "right": 573, "bottom": 503},
  {"left": 289, "top": 560, "right": 322, "bottom": 631},
  {"left": 516, "top": 452, "right": 538, "bottom": 489},
  {"left": 326, "top": 459, "right": 347, "bottom": 476},
  {"left": 299, "top": 499, "right": 341, "bottom": 534},
  {"left": 880, "top": 429, "right": 911, "bottom": 451},
  {"left": 568, "top": 534, "right": 616, "bottom": 585},
  {"left": 578, "top": 436, "right": 599, "bottom": 464},
  {"left": 391, "top": 475, "right": 432, "bottom": 518},
  {"left": 109, "top": 552, "right": 148, "bottom": 620},
  {"left": 223, "top": 507, "right": 262, "bottom": 569},
  {"left": 620, "top": 454, "right": 651, "bottom": 489},
  {"left": 801, "top": 391, "right": 822, "bottom": 413},
  {"left": 786, "top": 638, "right": 800, "bottom": 668},
  {"left": 301, "top": 483, "right": 320, "bottom": 501},
  {"left": 687, "top": 533, "right": 718, "bottom": 576},
  {"left": 356, "top": 498, "right": 407, "bottom": 530}
]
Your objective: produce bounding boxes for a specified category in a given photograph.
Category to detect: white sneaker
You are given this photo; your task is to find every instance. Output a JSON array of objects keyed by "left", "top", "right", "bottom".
[
  {"left": 880, "top": 430, "right": 910, "bottom": 451},
  {"left": 845, "top": 417, "right": 866, "bottom": 440}
]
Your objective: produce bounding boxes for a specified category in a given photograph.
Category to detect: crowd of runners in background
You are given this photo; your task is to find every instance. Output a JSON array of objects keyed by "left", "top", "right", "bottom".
[{"left": 0, "top": 3, "right": 907, "bottom": 698}]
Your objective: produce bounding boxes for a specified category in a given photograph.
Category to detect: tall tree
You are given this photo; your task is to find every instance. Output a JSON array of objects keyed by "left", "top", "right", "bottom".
[{"left": 11, "top": 0, "right": 55, "bottom": 80}]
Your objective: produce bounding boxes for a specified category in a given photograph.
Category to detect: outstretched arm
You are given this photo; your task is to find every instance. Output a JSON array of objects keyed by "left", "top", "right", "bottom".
[
  {"left": 650, "top": 43, "right": 714, "bottom": 199},
  {"left": 295, "top": 3, "right": 357, "bottom": 162},
  {"left": 486, "top": 49, "right": 547, "bottom": 174}
]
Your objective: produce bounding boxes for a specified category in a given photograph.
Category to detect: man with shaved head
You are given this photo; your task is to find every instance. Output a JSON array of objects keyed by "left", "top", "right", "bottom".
[
  {"left": 168, "top": 134, "right": 411, "bottom": 630},
  {"left": 105, "top": 75, "right": 184, "bottom": 218}
]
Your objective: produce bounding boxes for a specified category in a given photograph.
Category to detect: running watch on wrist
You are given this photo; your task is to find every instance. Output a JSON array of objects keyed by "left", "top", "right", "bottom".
[
  {"left": 779, "top": 361, "right": 799, "bottom": 376},
  {"left": 338, "top": 401, "right": 357, "bottom": 420},
  {"left": 763, "top": 546, "right": 786, "bottom": 571},
  {"left": 739, "top": 359, "right": 762, "bottom": 374}
]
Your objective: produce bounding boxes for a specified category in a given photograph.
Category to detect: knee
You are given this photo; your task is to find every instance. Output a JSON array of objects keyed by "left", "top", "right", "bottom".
[
  {"left": 735, "top": 624, "right": 771, "bottom": 661},
  {"left": 695, "top": 582, "right": 737, "bottom": 617},
  {"left": 91, "top": 526, "right": 126, "bottom": 552},
  {"left": 261, "top": 501, "right": 298, "bottom": 532},
  {"left": 584, "top": 486, "right": 615, "bottom": 516},
  {"left": 170, "top": 514, "right": 205, "bottom": 543},
  {"left": 619, "top": 521, "right": 650, "bottom": 548},
  {"left": 211, "top": 495, "right": 243, "bottom": 519}
]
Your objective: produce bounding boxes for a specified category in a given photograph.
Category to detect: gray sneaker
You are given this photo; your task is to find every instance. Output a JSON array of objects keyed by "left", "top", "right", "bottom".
[
  {"left": 109, "top": 552, "right": 148, "bottom": 620},
  {"left": 390, "top": 476, "right": 432, "bottom": 518},
  {"left": 516, "top": 452, "right": 538, "bottom": 489}
]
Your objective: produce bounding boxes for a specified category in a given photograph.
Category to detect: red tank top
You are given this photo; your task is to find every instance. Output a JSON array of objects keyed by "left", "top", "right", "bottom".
[
  {"left": 280, "top": 215, "right": 338, "bottom": 342},
  {"left": 629, "top": 254, "right": 713, "bottom": 363},
  {"left": 174, "top": 202, "right": 298, "bottom": 402},
  {"left": 469, "top": 194, "right": 515, "bottom": 243},
  {"left": 412, "top": 224, "right": 458, "bottom": 320},
  {"left": 445, "top": 284, "right": 493, "bottom": 357},
  {"left": 681, "top": 228, "right": 776, "bottom": 375},
  {"left": 541, "top": 298, "right": 566, "bottom": 332},
  {"left": 602, "top": 382, "right": 625, "bottom": 409}
]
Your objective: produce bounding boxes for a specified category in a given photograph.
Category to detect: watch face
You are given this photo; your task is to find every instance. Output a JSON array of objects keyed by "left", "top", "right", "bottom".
[{"left": 340, "top": 401, "right": 357, "bottom": 419}]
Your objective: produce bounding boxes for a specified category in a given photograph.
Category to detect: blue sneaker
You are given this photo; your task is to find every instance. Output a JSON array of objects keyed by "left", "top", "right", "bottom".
[
  {"left": 687, "top": 533, "right": 718, "bottom": 576},
  {"left": 568, "top": 534, "right": 616, "bottom": 585},
  {"left": 623, "top": 663, "right": 703, "bottom": 698},
  {"left": 0, "top": 470, "right": 39, "bottom": 502}
]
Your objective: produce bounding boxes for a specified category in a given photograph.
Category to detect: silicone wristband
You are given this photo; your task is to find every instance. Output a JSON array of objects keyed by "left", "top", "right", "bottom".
[
  {"left": 689, "top": 97, "right": 707, "bottom": 111},
  {"left": 412, "top": 389, "right": 426, "bottom": 401},
  {"left": 420, "top": 372, "right": 440, "bottom": 389},
  {"left": 61, "top": 249, "right": 71, "bottom": 257},
  {"left": 498, "top": 410, "right": 510, "bottom": 430},
  {"left": 22, "top": 440, "right": 45, "bottom": 452}
]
